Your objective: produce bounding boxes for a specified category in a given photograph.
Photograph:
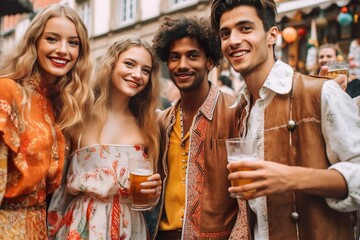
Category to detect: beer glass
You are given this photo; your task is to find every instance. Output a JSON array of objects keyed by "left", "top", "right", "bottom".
[
  {"left": 326, "top": 61, "right": 349, "bottom": 79},
  {"left": 225, "top": 138, "right": 258, "bottom": 199},
  {"left": 129, "top": 157, "right": 153, "bottom": 211}
]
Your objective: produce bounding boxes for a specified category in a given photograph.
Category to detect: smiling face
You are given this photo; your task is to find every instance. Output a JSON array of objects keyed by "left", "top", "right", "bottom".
[
  {"left": 110, "top": 46, "right": 152, "bottom": 98},
  {"left": 167, "top": 36, "right": 212, "bottom": 92},
  {"left": 219, "top": 5, "right": 277, "bottom": 77},
  {"left": 318, "top": 47, "right": 337, "bottom": 67},
  {"left": 36, "top": 16, "right": 80, "bottom": 84}
]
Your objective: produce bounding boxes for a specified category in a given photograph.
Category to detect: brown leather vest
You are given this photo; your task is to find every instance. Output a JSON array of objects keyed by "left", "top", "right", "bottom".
[{"left": 263, "top": 73, "right": 353, "bottom": 239}]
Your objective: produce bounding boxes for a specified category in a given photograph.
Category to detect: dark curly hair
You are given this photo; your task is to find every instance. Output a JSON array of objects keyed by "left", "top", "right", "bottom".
[{"left": 152, "top": 15, "right": 223, "bottom": 67}]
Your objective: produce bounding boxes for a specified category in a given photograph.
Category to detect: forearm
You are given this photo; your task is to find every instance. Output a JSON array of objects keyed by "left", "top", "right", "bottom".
[{"left": 292, "top": 166, "right": 347, "bottom": 199}]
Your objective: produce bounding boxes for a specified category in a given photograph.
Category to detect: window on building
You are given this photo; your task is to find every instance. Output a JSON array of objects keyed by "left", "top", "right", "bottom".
[
  {"left": 171, "top": 0, "right": 196, "bottom": 8},
  {"left": 78, "top": 1, "right": 92, "bottom": 35},
  {"left": 117, "top": 0, "right": 137, "bottom": 25}
]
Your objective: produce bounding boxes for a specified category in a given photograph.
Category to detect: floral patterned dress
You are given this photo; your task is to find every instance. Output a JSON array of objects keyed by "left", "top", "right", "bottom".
[{"left": 48, "top": 144, "right": 148, "bottom": 240}]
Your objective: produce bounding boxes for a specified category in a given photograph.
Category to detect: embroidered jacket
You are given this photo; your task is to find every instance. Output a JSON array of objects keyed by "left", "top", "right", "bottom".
[{"left": 152, "top": 83, "right": 250, "bottom": 240}]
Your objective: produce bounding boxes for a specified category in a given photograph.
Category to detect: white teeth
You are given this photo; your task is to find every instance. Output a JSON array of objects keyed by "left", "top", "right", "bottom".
[
  {"left": 51, "top": 59, "right": 67, "bottom": 64},
  {"left": 127, "top": 81, "right": 139, "bottom": 87},
  {"left": 233, "top": 51, "right": 247, "bottom": 57}
]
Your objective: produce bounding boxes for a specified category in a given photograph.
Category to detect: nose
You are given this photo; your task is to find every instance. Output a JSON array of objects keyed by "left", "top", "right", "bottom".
[
  {"left": 131, "top": 67, "right": 142, "bottom": 78},
  {"left": 56, "top": 41, "right": 68, "bottom": 55},
  {"left": 178, "top": 56, "right": 189, "bottom": 70},
  {"left": 228, "top": 31, "right": 242, "bottom": 48}
]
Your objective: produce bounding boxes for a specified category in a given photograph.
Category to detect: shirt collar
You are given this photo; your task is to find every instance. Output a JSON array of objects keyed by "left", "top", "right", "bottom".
[
  {"left": 262, "top": 60, "right": 293, "bottom": 95},
  {"left": 232, "top": 60, "right": 293, "bottom": 107},
  {"left": 173, "top": 81, "right": 219, "bottom": 121},
  {"left": 26, "top": 71, "right": 59, "bottom": 97}
]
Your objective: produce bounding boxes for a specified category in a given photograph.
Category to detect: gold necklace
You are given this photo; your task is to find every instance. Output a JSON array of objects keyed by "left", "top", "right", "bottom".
[
  {"left": 179, "top": 107, "right": 188, "bottom": 148},
  {"left": 179, "top": 106, "right": 184, "bottom": 140}
]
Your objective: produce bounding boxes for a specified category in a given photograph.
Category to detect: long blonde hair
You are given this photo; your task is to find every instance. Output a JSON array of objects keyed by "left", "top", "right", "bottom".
[
  {"left": 91, "top": 37, "right": 160, "bottom": 161},
  {"left": 0, "top": 4, "right": 93, "bottom": 137}
]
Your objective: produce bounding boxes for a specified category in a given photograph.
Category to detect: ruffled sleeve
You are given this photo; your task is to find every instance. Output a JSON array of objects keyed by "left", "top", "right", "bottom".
[
  {"left": 0, "top": 78, "right": 23, "bottom": 205},
  {"left": 0, "top": 78, "right": 22, "bottom": 153}
]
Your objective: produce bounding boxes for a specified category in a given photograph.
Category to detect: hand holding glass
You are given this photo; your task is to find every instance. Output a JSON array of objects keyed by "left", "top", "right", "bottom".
[
  {"left": 226, "top": 138, "right": 258, "bottom": 199},
  {"left": 326, "top": 61, "right": 349, "bottom": 79},
  {"left": 129, "top": 157, "right": 154, "bottom": 211}
]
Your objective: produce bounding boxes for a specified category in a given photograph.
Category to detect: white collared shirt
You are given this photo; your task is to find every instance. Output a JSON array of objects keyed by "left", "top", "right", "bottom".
[{"left": 237, "top": 60, "right": 360, "bottom": 239}]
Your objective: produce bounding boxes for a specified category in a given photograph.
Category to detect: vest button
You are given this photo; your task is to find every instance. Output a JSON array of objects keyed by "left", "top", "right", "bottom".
[
  {"left": 287, "top": 120, "right": 296, "bottom": 131},
  {"left": 290, "top": 211, "right": 299, "bottom": 222}
]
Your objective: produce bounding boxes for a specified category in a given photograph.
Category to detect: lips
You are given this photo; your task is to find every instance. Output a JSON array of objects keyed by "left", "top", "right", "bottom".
[
  {"left": 125, "top": 79, "right": 140, "bottom": 88},
  {"left": 49, "top": 57, "right": 69, "bottom": 67}
]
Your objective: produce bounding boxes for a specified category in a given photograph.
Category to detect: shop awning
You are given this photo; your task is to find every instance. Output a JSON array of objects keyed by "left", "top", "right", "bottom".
[
  {"left": 276, "top": 0, "right": 351, "bottom": 21},
  {"left": 0, "top": 0, "right": 33, "bottom": 16}
]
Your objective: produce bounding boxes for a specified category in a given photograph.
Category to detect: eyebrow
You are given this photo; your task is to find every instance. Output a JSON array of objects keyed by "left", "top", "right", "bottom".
[
  {"left": 219, "top": 20, "right": 254, "bottom": 32},
  {"left": 43, "top": 31, "right": 79, "bottom": 39}
]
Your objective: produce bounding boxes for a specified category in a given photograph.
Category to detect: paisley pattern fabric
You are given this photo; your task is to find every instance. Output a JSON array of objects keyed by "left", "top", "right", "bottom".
[
  {"left": 48, "top": 144, "right": 148, "bottom": 240},
  {"left": 0, "top": 73, "right": 65, "bottom": 239}
]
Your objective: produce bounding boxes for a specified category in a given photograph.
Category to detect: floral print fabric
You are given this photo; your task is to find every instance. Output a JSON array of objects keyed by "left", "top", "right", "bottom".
[
  {"left": 48, "top": 144, "right": 148, "bottom": 240},
  {"left": 0, "top": 74, "right": 65, "bottom": 239}
]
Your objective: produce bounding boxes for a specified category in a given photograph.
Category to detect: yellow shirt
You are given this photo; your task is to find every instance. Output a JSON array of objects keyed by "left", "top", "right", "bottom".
[{"left": 159, "top": 106, "right": 190, "bottom": 230}]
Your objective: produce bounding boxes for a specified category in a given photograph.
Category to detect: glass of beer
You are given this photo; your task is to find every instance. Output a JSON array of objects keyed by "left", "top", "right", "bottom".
[
  {"left": 225, "top": 138, "right": 258, "bottom": 199},
  {"left": 326, "top": 61, "right": 349, "bottom": 79},
  {"left": 129, "top": 157, "right": 153, "bottom": 211}
]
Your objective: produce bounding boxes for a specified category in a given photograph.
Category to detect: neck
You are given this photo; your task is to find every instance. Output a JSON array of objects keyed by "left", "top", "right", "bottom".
[
  {"left": 180, "top": 81, "right": 210, "bottom": 114},
  {"left": 108, "top": 91, "right": 132, "bottom": 115}
]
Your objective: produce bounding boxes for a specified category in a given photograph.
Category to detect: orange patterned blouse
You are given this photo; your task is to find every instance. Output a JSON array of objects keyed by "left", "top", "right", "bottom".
[{"left": 0, "top": 72, "right": 65, "bottom": 239}]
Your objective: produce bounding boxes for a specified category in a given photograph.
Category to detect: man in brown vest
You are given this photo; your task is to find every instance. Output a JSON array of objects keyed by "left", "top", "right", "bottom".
[{"left": 210, "top": 0, "right": 360, "bottom": 239}]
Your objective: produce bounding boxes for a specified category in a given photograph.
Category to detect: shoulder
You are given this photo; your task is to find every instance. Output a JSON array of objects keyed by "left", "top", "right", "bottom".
[
  {"left": 157, "top": 106, "right": 174, "bottom": 125},
  {"left": 0, "top": 78, "right": 21, "bottom": 98},
  {"left": 293, "top": 73, "right": 327, "bottom": 93},
  {"left": 217, "top": 90, "right": 237, "bottom": 107}
]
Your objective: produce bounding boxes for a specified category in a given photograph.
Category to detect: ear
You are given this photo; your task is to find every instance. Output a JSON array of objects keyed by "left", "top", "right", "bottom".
[
  {"left": 267, "top": 26, "right": 279, "bottom": 47},
  {"left": 206, "top": 58, "right": 214, "bottom": 71}
]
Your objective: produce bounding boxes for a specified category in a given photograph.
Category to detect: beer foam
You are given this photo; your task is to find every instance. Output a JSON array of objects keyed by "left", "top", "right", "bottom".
[
  {"left": 227, "top": 156, "right": 257, "bottom": 162},
  {"left": 131, "top": 168, "right": 152, "bottom": 176}
]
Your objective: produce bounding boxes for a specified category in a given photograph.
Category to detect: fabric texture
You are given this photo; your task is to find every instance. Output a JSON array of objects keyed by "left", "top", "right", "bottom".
[
  {"left": 237, "top": 60, "right": 360, "bottom": 240},
  {"left": 48, "top": 144, "right": 148, "bottom": 240},
  {"left": 0, "top": 74, "right": 65, "bottom": 239},
  {"left": 151, "top": 83, "right": 250, "bottom": 240}
]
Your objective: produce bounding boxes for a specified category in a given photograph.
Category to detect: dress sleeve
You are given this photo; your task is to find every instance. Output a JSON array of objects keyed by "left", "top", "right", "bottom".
[
  {"left": 0, "top": 79, "right": 21, "bottom": 153},
  {"left": 0, "top": 141, "right": 9, "bottom": 205},
  {"left": 0, "top": 79, "right": 22, "bottom": 205},
  {"left": 320, "top": 80, "right": 360, "bottom": 212}
]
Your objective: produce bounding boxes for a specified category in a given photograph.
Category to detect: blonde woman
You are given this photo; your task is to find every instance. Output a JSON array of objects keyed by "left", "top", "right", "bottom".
[
  {"left": 48, "top": 37, "right": 162, "bottom": 239},
  {"left": 0, "top": 4, "right": 93, "bottom": 239}
]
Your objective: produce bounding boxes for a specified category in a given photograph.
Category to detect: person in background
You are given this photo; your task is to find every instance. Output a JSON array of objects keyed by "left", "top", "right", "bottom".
[
  {"left": 309, "top": 43, "right": 347, "bottom": 90},
  {"left": 211, "top": 0, "right": 360, "bottom": 239},
  {"left": 217, "top": 74, "right": 236, "bottom": 96},
  {"left": 149, "top": 15, "right": 249, "bottom": 239},
  {"left": 348, "top": 38, "right": 360, "bottom": 81},
  {"left": 347, "top": 39, "right": 360, "bottom": 98},
  {"left": 47, "top": 37, "right": 162, "bottom": 239},
  {"left": 317, "top": 43, "right": 360, "bottom": 97},
  {"left": 0, "top": 4, "right": 93, "bottom": 239},
  {"left": 317, "top": 43, "right": 343, "bottom": 69}
]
